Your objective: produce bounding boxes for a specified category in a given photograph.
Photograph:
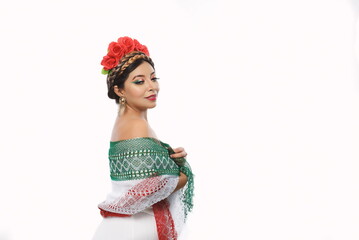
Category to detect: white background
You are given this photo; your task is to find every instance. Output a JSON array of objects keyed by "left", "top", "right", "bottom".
[{"left": 0, "top": 0, "right": 358, "bottom": 239}]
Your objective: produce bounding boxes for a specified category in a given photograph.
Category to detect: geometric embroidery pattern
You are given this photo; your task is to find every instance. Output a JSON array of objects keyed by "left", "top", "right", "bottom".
[
  {"left": 109, "top": 137, "right": 179, "bottom": 181},
  {"left": 98, "top": 175, "right": 178, "bottom": 215}
]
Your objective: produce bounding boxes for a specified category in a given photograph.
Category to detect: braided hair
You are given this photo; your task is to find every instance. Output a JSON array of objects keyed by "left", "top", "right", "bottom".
[{"left": 106, "top": 51, "right": 155, "bottom": 104}]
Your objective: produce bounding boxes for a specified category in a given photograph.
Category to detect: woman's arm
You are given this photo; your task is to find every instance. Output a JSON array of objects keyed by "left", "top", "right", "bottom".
[{"left": 173, "top": 171, "right": 188, "bottom": 192}]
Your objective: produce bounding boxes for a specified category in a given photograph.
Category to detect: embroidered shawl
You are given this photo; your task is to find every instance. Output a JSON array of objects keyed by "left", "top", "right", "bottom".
[{"left": 97, "top": 137, "right": 194, "bottom": 240}]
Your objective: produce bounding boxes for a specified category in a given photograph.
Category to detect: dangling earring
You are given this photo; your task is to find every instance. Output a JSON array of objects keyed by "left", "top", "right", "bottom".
[{"left": 120, "top": 97, "right": 126, "bottom": 105}]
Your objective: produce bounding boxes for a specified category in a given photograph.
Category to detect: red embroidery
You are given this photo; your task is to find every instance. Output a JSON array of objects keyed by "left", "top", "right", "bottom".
[
  {"left": 153, "top": 199, "right": 177, "bottom": 240},
  {"left": 99, "top": 176, "right": 177, "bottom": 239},
  {"left": 99, "top": 208, "right": 131, "bottom": 217},
  {"left": 104, "top": 176, "right": 168, "bottom": 211}
]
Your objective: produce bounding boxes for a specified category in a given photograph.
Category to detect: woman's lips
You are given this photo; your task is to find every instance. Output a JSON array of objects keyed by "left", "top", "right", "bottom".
[{"left": 146, "top": 95, "right": 157, "bottom": 101}]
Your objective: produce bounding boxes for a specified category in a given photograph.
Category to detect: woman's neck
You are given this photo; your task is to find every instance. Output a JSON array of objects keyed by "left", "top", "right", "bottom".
[{"left": 118, "top": 104, "right": 148, "bottom": 121}]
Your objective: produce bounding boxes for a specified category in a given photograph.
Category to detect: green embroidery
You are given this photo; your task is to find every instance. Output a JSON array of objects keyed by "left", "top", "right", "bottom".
[
  {"left": 108, "top": 138, "right": 180, "bottom": 181},
  {"left": 108, "top": 137, "right": 194, "bottom": 218},
  {"left": 111, "top": 169, "right": 180, "bottom": 181}
]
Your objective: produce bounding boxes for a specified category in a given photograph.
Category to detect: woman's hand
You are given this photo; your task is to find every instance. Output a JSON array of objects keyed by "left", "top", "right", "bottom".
[
  {"left": 169, "top": 147, "right": 187, "bottom": 159},
  {"left": 173, "top": 171, "right": 188, "bottom": 192}
]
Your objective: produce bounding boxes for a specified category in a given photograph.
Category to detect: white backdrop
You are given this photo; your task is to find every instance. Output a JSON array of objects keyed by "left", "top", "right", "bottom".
[{"left": 0, "top": 0, "right": 358, "bottom": 239}]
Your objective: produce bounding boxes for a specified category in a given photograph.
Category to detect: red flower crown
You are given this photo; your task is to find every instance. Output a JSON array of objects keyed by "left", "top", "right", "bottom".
[{"left": 100, "top": 36, "right": 150, "bottom": 75}]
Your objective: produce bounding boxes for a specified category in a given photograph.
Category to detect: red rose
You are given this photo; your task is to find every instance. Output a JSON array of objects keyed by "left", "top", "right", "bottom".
[
  {"left": 108, "top": 41, "right": 124, "bottom": 59},
  {"left": 117, "top": 36, "right": 135, "bottom": 53},
  {"left": 133, "top": 39, "right": 141, "bottom": 49},
  {"left": 133, "top": 39, "right": 149, "bottom": 56},
  {"left": 138, "top": 44, "right": 150, "bottom": 56},
  {"left": 101, "top": 36, "right": 151, "bottom": 74},
  {"left": 101, "top": 55, "right": 119, "bottom": 70}
]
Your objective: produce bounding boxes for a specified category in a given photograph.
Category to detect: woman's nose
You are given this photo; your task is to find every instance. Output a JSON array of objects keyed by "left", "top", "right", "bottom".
[{"left": 147, "top": 78, "right": 158, "bottom": 90}]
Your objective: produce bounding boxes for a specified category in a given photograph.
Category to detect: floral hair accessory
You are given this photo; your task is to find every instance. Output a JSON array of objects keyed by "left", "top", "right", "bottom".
[{"left": 100, "top": 36, "right": 150, "bottom": 75}]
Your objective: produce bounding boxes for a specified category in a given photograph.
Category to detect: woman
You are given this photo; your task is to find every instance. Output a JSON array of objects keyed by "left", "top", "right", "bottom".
[{"left": 92, "top": 36, "right": 194, "bottom": 240}]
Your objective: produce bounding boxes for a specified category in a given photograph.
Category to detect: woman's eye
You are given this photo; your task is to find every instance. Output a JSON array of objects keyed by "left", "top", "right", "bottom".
[
  {"left": 133, "top": 78, "right": 159, "bottom": 84},
  {"left": 133, "top": 80, "right": 144, "bottom": 84}
]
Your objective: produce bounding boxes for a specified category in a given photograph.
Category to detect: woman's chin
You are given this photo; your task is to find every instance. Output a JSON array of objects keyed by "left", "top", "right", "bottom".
[{"left": 147, "top": 104, "right": 157, "bottom": 109}]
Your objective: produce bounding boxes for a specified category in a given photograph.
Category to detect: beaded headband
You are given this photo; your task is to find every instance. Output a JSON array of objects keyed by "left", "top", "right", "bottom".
[{"left": 100, "top": 36, "right": 150, "bottom": 75}]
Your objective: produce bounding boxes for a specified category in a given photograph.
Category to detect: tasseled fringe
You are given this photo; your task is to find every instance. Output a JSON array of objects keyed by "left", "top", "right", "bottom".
[{"left": 180, "top": 165, "right": 194, "bottom": 220}]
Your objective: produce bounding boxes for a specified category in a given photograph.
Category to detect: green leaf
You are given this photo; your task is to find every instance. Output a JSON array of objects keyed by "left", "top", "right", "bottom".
[{"left": 101, "top": 69, "right": 109, "bottom": 75}]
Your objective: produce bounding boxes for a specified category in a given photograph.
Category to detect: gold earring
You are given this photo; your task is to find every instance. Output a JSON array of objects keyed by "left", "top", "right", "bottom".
[{"left": 120, "top": 97, "right": 126, "bottom": 105}]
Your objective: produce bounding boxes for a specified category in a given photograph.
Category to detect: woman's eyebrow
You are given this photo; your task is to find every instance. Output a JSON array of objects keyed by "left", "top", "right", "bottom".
[
  {"left": 131, "top": 72, "right": 156, "bottom": 80},
  {"left": 132, "top": 75, "right": 145, "bottom": 80}
]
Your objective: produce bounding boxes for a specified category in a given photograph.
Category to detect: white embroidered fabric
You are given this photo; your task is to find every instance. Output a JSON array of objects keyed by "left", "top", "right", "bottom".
[
  {"left": 167, "top": 188, "right": 186, "bottom": 234},
  {"left": 98, "top": 175, "right": 179, "bottom": 215}
]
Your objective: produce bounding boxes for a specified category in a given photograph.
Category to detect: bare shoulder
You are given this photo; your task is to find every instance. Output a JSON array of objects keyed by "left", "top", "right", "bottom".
[{"left": 111, "top": 118, "right": 153, "bottom": 141}]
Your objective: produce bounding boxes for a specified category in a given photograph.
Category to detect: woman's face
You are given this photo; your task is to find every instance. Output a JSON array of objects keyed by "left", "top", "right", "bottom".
[{"left": 115, "top": 61, "right": 160, "bottom": 110}]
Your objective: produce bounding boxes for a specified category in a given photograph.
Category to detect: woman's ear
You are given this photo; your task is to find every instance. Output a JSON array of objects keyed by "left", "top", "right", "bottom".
[{"left": 114, "top": 85, "right": 125, "bottom": 98}]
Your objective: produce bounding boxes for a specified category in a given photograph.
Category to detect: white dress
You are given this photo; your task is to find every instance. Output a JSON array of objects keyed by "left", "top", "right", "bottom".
[{"left": 92, "top": 206, "right": 158, "bottom": 240}]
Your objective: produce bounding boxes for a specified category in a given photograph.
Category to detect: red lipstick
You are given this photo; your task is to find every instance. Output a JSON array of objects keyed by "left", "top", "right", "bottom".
[{"left": 145, "top": 94, "right": 157, "bottom": 101}]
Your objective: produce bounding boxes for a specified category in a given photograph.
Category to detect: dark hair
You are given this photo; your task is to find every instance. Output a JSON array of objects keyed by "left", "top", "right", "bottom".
[{"left": 106, "top": 52, "right": 155, "bottom": 104}]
